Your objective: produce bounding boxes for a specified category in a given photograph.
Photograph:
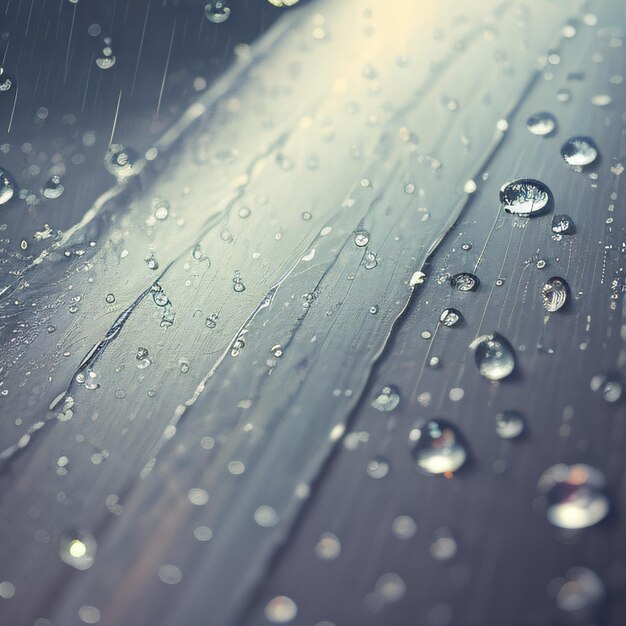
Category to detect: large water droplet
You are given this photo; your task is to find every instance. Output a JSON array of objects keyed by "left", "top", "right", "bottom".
[
  {"left": 537, "top": 464, "right": 609, "bottom": 529},
  {"left": 409, "top": 419, "right": 467, "bottom": 475},
  {"left": 59, "top": 529, "right": 97, "bottom": 570},
  {"left": 526, "top": 112, "right": 557, "bottom": 136},
  {"left": 204, "top": 1, "right": 231, "bottom": 23},
  {"left": 470, "top": 332, "right": 516, "bottom": 381},
  {"left": 561, "top": 136, "right": 599, "bottom": 167},
  {"left": 541, "top": 277, "right": 569, "bottom": 312},
  {"left": 371, "top": 385, "right": 400, "bottom": 412},
  {"left": 500, "top": 179, "right": 553, "bottom": 217},
  {"left": 450, "top": 272, "right": 479, "bottom": 292},
  {"left": 0, "top": 168, "right": 16, "bottom": 205}
]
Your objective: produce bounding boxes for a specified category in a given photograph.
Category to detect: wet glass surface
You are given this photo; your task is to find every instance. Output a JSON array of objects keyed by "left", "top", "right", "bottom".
[{"left": 1, "top": 1, "right": 626, "bottom": 625}]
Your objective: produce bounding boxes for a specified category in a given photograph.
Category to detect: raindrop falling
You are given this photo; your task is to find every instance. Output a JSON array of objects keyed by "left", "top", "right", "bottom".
[
  {"left": 560, "top": 136, "right": 599, "bottom": 168},
  {"left": 409, "top": 419, "right": 467, "bottom": 476},
  {"left": 204, "top": 1, "right": 231, "bottom": 23},
  {"left": 495, "top": 410, "right": 525, "bottom": 439},
  {"left": 371, "top": 385, "right": 400, "bottom": 412},
  {"left": 526, "top": 112, "right": 557, "bottom": 136},
  {"left": 537, "top": 464, "right": 609, "bottom": 529},
  {"left": 439, "top": 307, "right": 462, "bottom": 327},
  {"left": 59, "top": 529, "right": 97, "bottom": 571},
  {"left": 541, "top": 277, "right": 569, "bottom": 312},
  {"left": 450, "top": 272, "right": 479, "bottom": 292},
  {"left": 42, "top": 175, "right": 65, "bottom": 199},
  {"left": 0, "top": 168, "right": 16, "bottom": 205},
  {"left": 500, "top": 178, "right": 553, "bottom": 217},
  {"left": 470, "top": 332, "right": 516, "bottom": 381}
]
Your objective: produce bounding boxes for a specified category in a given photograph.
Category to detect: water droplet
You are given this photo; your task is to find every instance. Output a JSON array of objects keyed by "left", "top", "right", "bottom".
[
  {"left": 557, "top": 88, "right": 571, "bottom": 103},
  {"left": 232, "top": 270, "right": 246, "bottom": 292},
  {"left": 391, "top": 515, "right": 417, "bottom": 540},
  {"left": 371, "top": 385, "right": 400, "bottom": 412},
  {"left": 60, "top": 529, "right": 97, "bottom": 570},
  {"left": 95, "top": 40, "right": 116, "bottom": 69},
  {"left": 265, "top": 596, "right": 297, "bottom": 623},
  {"left": 41, "top": 175, "right": 65, "bottom": 199},
  {"left": 541, "top": 277, "right": 569, "bottom": 312},
  {"left": 551, "top": 214, "right": 575, "bottom": 236},
  {"left": 104, "top": 144, "right": 139, "bottom": 180},
  {"left": 439, "top": 307, "right": 462, "bottom": 327},
  {"left": 526, "top": 112, "right": 557, "bottom": 136},
  {"left": 354, "top": 230, "right": 370, "bottom": 247},
  {"left": 0, "top": 67, "right": 16, "bottom": 93},
  {"left": 556, "top": 567, "right": 605, "bottom": 616},
  {"left": 471, "top": 332, "right": 516, "bottom": 381},
  {"left": 561, "top": 136, "right": 599, "bottom": 168},
  {"left": 409, "top": 419, "right": 467, "bottom": 476},
  {"left": 500, "top": 179, "right": 553, "bottom": 217},
  {"left": 495, "top": 410, "right": 525, "bottom": 439},
  {"left": 367, "top": 456, "right": 390, "bottom": 479},
  {"left": 204, "top": 1, "right": 231, "bottom": 23},
  {"left": 315, "top": 532, "right": 341, "bottom": 560},
  {"left": 590, "top": 373, "right": 622, "bottom": 402},
  {"left": 158, "top": 564, "right": 182, "bottom": 585},
  {"left": 430, "top": 527, "right": 457, "bottom": 560},
  {"left": 450, "top": 272, "right": 479, "bottom": 292},
  {"left": 537, "top": 464, "right": 609, "bottom": 529},
  {"left": 145, "top": 254, "right": 159, "bottom": 270},
  {"left": 0, "top": 167, "right": 16, "bottom": 204}
]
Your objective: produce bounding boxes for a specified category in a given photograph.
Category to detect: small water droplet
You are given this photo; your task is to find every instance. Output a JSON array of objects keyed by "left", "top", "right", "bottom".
[
  {"left": 42, "top": 175, "right": 64, "bottom": 199},
  {"left": 450, "top": 272, "right": 479, "bottom": 292},
  {"left": 60, "top": 530, "right": 97, "bottom": 570},
  {"left": 204, "top": 1, "right": 231, "bottom": 23},
  {"left": 556, "top": 567, "right": 605, "bottom": 616},
  {"left": 439, "top": 308, "right": 462, "bottom": 327},
  {"left": 104, "top": 144, "right": 139, "bottom": 180},
  {"left": 590, "top": 373, "right": 622, "bottom": 402},
  {"left": 354, "top": 230, "right": 370, "bottom": 247},
  {"left": 561, "top": 136, "right": 599, "bottom": 168},
  {"left": 367, "top": 456, "right": 390, "bottom": 479},
  {"left": 371, "top": 385, "right": 400, "bottom": 412},
  {"left": 500, "top": 179, "right": 553, "bottom": 217},
  {"left": 471, "top": 332, "right": 516, "bottom": 381},
  {"left": 0, "top": 167, "right": 16, "bottom": 205},
  {"left": 315, "top": 532, "right": 341, "bottom": 560},
  {"left": 265, "top": 596, "right": 297, "bottom": 623},
  {"left": 409, "top": 419, "right": 467, "bottom": 475},
  {"left": 551, "top": 214, "right": 575, "bottom": 236},
  {"left": 541, "top": 277, "right": 569, "bottom": 312},
  {"left": 0, "top": 67, "right": 16, "bottom": 93},
  {"left": 537, "top": 464, "right": 609, "bottom": 529},
  {"left": 495, "top": 410, "right": 525, "bottom": 439},
  {"left": 526, "top": 112, "right": 557, "bottom": 136}
]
